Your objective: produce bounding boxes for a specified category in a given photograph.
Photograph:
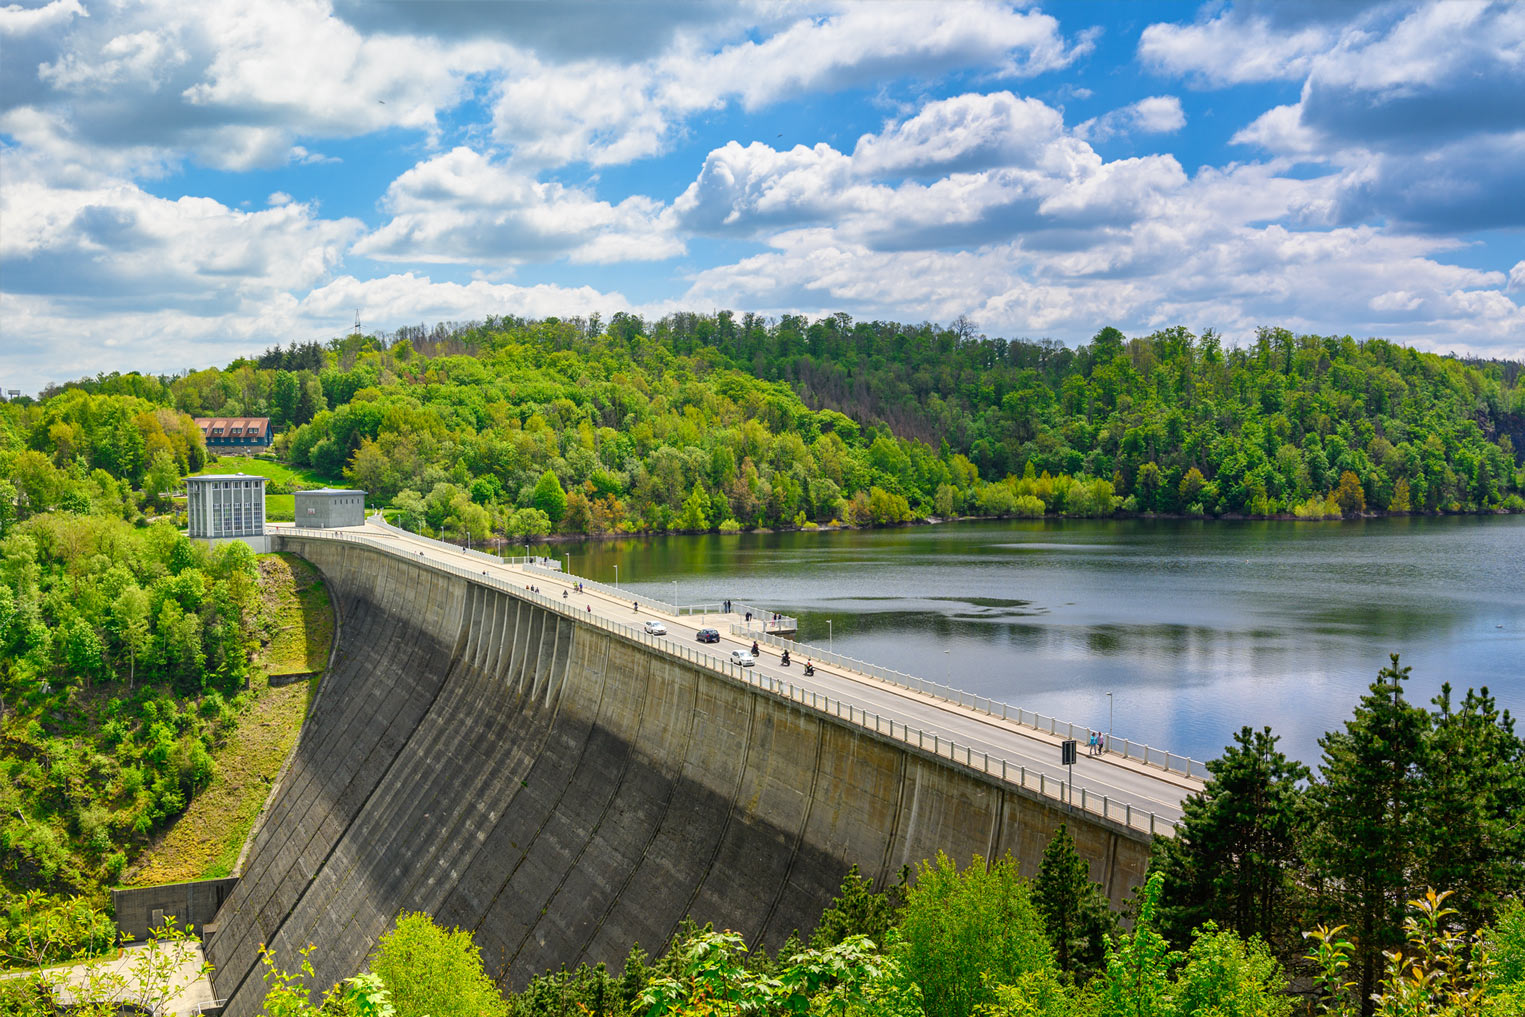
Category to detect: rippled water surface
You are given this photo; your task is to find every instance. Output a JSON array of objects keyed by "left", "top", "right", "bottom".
[{"left": 527, "top": 516, "right": 1525, "bottom": 764}]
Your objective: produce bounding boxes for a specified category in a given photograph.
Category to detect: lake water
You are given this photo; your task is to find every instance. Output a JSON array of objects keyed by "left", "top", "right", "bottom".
[{"left": 525, "top": 516, "right": 1525, "bottom": 766}]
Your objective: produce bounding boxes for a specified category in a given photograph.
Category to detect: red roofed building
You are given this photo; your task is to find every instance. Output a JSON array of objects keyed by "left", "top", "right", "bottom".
[{"left": 194, "top": 417, "right": 273, "bottom": 450}]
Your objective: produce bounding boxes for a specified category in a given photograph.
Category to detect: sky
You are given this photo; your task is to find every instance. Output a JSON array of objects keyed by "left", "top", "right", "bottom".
[{"left": 2, "top": 0, "right": 1524, "bottom": 395}]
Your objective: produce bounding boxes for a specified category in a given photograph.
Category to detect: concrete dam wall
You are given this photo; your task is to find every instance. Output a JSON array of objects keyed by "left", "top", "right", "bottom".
[{"left": 207, "top": 536, "right": 1152, "bottom": 1014}]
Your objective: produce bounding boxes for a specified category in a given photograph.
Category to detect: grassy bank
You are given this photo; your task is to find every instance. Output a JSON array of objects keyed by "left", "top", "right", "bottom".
[{"left": 124, "top": 553, "right": 332, "bottom": 886}]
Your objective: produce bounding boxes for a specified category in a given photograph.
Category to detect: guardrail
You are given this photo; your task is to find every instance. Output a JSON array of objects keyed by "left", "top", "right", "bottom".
[
  {"left": 734, "top": 625, "right": 1209, "bottom": 781},
  {"left": 275, "top": 525, "right": 1180, "bottom": 837},
  {"left": 375, "top": 515, "right": 796, "bottom": 631}
]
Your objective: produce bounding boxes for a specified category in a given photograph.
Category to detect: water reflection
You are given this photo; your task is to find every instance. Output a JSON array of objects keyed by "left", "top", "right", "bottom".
[{"left": 514, "top": 516, "right": 1525, "bottom": 764}]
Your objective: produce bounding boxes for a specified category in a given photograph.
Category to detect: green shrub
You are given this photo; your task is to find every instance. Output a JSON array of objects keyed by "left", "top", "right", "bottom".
[
  {"left": 898, "top": 853, "right": 1053, "bottom": 1017},
  {"left": 371, "top": 912, "right": 509, "bottom": 1017}
]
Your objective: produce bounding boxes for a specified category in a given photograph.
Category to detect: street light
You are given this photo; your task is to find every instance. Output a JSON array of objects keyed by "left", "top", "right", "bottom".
[
  {"left": 944, "top": 649, "right": 950, "bottom": 685},
  {"left": 672, "top": 580, "right": 678, "bottom": 613},
  {"left": 613, "top": 564, "right": 619, "bottom": 589},
  {"left": 827, "top": 619, "right": 833, "bottom": 655},
  {"left": 1107, "top": 692, "right": 1113, "bottom": 754},
  {"left": 564, "top": 552, "right": 569, "bottom": 575}
]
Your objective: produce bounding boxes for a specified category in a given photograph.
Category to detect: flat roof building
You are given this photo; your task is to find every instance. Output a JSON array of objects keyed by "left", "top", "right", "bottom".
[
  {"left": 187, "top": 474, "right": 268, "bottom": 551},
  {"left": 295, "top": 488, "right": 366, "bottom": 529}
]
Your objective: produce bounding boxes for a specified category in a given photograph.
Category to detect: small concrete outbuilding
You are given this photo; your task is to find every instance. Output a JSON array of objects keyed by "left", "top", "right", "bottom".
[
  {"left": 295, "top": 488, "right": 367, "bottom": 528},
  {"left": 187, "top": 474, "right": 268, "bottom": 552}
]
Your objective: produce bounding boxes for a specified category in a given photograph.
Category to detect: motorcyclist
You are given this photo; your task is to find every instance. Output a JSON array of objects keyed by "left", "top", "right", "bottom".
[
  {"left": 804, "top": 660, "right": 814, "bottom": 676},
  {"left": 751, "top": 640, "right": 760, "bottom": 657},
  {"left": 781, "top": 649, "right": 790, "bottom": 666}
]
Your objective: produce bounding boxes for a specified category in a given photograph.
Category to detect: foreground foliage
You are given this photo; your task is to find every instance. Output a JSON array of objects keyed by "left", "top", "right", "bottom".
[{"left": 0, "top": 916, "right": 211, "bottom": 1015}]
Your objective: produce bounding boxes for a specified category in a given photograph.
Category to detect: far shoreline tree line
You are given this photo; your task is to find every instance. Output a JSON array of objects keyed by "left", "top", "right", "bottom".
[{"left": 2, "top": 314, "right": 1519, "bottom": 543}]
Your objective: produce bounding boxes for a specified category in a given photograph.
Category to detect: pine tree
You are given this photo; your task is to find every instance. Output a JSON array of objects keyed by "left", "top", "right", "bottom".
[
  {"left": 1419, "top": 684, "right": 1525, "bottom": 929},
  {"left": 1033, "top": 824, "right": 1116, "bottom": 981},
  {"left": 1152, "top": 725, "right": 1308, "bottom": 956},
  {"left": 809, "top": 863, "right": 906, "bottom": 950},
  {"left": 1307, "top": 654, "right": 1429, "bottom": 1017}
]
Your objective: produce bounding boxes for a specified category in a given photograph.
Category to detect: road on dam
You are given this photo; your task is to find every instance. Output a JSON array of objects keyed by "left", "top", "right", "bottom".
[{"left": 273, "top": 518, "right": 1204, "bottom": 825}]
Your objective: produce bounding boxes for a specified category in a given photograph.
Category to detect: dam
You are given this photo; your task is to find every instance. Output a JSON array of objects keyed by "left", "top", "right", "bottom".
[{"left": 206, "top": 523, "right": 1202, "bottom": 1013}]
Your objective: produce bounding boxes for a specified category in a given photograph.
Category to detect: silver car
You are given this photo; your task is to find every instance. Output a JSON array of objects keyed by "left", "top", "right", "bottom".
[
  {"left": 643, "top": 620, "right": 667, "bottom": 635},
  {"left": 730, "top": 649, "right": 756, "bottom": 667}
]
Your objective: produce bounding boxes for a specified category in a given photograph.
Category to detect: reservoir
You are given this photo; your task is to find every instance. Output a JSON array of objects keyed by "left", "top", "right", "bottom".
[{"left": 529, "top": 515, "right": 1525, "bottom": 766}]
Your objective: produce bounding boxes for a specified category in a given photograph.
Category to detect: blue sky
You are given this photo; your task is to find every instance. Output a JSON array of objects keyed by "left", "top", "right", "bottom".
[{"left": 3, "top": 0, "right": 1523, "bottom": 394}]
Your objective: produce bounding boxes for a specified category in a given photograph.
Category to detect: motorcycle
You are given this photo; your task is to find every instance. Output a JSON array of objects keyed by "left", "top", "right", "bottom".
[
  {"left": 780, "top": 650, "right": 791, "bottom": 667},
  {"left": 751, "top": 641, "right": 760, "bottom": 657},
  {"left": 803, "top": 662, "right": 815, "bottom": 676}
]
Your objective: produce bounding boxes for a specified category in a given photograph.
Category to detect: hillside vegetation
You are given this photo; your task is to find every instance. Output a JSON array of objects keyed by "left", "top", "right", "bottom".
[
  {"left": 19, "top": 317, "right": 1522, "bottom": 542},
  {"left": 0, "top": 508, "right": 328, "bottom": 967}
]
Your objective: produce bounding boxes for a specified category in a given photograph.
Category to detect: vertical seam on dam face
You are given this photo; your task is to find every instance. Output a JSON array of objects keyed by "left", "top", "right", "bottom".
[
  {"left": 577, "top": 653, "right": 701, "bottom": 961},
  {"left": 756, "top": 709, "right": 826, "bottom": 948},
  {"left": 214, "top": 541, "right": 1152, "bottom": 1013},
  {"left": 462, "top": 627, "right": 611, "bottom": 976},
  {"left": 664, "top": 675, "right": 758, "bottom": 954},
  {"left": 876, "top": 751, "right": 910, "bottom": 887},
  {"left": 501, "top": 631, "right": 653, "bottom": 972}
]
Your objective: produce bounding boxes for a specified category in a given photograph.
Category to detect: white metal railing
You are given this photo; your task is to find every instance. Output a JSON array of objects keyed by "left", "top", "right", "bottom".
[
  {"left": 376, "top": 514, "right": 794, "bottom": 631},
  {"left": 733, "top": 626, "right": 1209, "bottom": 781},
  {"left": 275, "top": 526, "right": 1181, "bottom": 837}
]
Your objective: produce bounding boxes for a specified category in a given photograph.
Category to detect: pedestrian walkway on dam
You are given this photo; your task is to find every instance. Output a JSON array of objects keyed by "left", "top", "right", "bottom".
[{"left": 266, "top": 517, "right": 1206, "bottom": 830}]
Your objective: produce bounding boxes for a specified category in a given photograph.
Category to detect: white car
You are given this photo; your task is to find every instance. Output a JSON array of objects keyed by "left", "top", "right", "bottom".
[
  {"left": 643, "top": 619, "right": 667, "bottom": 635},
  {"left": 730, "top": 649, "right": 756, "bottom": 667}
]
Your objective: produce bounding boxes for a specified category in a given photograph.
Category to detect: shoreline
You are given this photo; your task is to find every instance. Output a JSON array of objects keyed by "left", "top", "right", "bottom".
[{"left": 424, "top": 504, "right": 1525, "bottom": 550}]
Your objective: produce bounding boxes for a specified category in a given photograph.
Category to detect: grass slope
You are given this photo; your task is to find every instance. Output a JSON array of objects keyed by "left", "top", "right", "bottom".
[
  {"left": 124, "top": 553, "right": 331, "bottom": 886},
  {"left": 258, "top": 554, "right": 333, "bottom": 676}
]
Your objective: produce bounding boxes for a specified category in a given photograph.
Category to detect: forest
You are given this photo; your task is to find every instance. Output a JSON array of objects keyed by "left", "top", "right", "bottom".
[{"left": 11, "top": 314, "right": 1523, "bottom": 544}]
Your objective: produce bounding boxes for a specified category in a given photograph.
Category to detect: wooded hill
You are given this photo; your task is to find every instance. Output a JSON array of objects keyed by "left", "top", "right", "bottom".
[{"left": 14, "top": 316, "right": 1522, "bottom": 539}]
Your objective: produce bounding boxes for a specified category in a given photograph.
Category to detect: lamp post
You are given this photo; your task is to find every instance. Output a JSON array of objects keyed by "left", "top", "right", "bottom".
[
  {"left": 827, "top": 619, "right": 833, "bottom": 655},
  {"left": 564, "top": 552, "right": 569, "bottom": 575},
  {"left": 672, "top": 580, "right": 678, "bottom": 613},
  {"left": 613, "top": 564, "right": 619, "bottom": 589},
  {"left": 1107, "top": 692, "right": 1113, "bottom": 754},
  {"left": 944, "top": 649, "right": 950, "bottom": 686}
]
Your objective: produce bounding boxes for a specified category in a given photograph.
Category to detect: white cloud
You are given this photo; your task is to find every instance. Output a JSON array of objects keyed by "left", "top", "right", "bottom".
[
  {"left": 267, "top": 191, "right": 292, "bottom": 206},
  {"left": 1138, "top": 7, "right": 1349, "bottom": 86},
  {"left": 0, "top": 161, "right": 362, "bottom": 311},
  {"left": 1231, "top": 104, "right": 1323, "bottom": 156},
  {"left": 851, "top": 91, "right": 1067, "bottom": 176},
  {"left": 673, "top": 92, "right": 1189, "bottom": 248},
  {"left": 0, "top": 266, "right": 652, "bottom": 396},
  {"left": 0, "top": 0, "right": 84, "bottom": 37},
  {"left": 353, "top": 147, "right": 683, "bottom": 265},
  {"left": 682, "top": 220, "right": 1525, "bottom": 355},
  {"left": 1224, "top": 3, "right": 1525, "bottom": 232},
  {"left": 39, "top": 27, "right": 188, "bottom": 92},
  {"left": 299, "top": 273, "right": 641, "bottom": 324},
  {"left": 1076, "top": 96, "right": 1186, "bottom": 142},
  {"left": 290, "top": 145, "right": 340, "bottom": 166},
  {"left": 492, "top": 2, "right": 1092, "bottom": 167},
  {"left": 5, "top": 0, "right": 509, "bottom": 173},
  {"left": 673, "top": 141, "right": 864, "bottom": 233}
]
